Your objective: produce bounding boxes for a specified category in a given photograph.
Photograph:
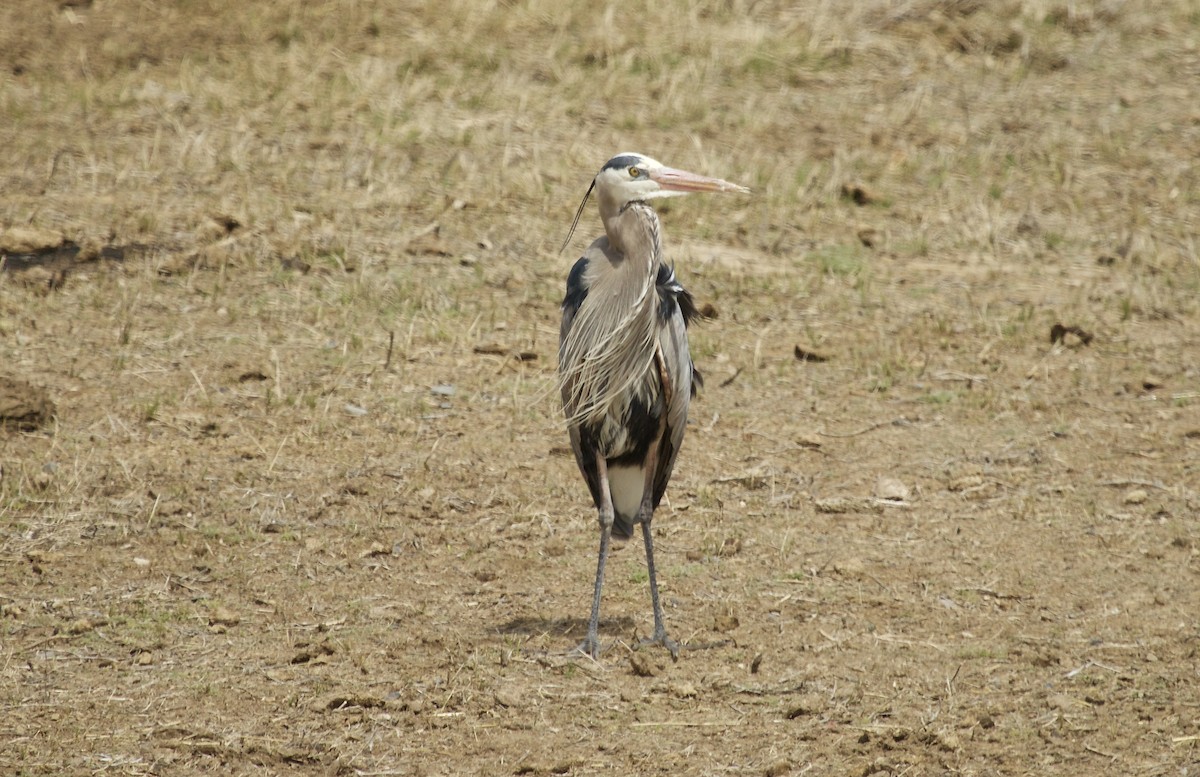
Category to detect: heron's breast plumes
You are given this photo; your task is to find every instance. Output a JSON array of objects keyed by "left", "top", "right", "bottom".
[
  {"left": 558, "top": 204, "right": 664, "bottom": 453},
  {"left": 558, "top": 265, "right": 659, "bottom": 437}
]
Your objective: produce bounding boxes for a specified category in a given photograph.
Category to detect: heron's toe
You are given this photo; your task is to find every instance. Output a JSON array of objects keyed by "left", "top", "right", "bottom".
[
  {"left": 572, "top": 636, "right": 603, "bottom": 660},
  {"left": 635, "top": 632, "right": 680, "bottom": 662}
]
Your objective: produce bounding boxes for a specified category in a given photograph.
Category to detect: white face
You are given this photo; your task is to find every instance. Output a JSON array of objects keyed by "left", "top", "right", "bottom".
[
  {"left": 593, "top": 152, "right": 749, "bottom": 209},
  {"left": 594, "top": 154, "right": 670, "bottom": 207}
]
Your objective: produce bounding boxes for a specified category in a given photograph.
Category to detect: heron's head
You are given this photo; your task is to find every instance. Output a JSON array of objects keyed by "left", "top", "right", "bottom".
[
  {"left": 561, "top": 152, "right": 749, "bottom": 252},
  {"left": 594, "top": 152, "right": 750, "bottom": 210}
]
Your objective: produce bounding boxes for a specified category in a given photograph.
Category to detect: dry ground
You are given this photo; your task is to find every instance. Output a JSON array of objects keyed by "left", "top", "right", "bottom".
[{"left": 2, "top": 1, "right": 1199, "bottom": 775}]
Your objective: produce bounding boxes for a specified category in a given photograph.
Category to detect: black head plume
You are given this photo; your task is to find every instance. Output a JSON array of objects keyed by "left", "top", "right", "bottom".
[{"left": 560, "top": 177, "right": 596, "bottom": 253}]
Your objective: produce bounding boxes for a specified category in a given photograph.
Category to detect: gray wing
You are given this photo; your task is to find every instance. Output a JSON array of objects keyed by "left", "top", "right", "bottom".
[
  {"left": 559, "top": 255, "right": 602, "bottom": 509},
  {"left": 650, "top": 265, "right": 696, "bottom": 509}
]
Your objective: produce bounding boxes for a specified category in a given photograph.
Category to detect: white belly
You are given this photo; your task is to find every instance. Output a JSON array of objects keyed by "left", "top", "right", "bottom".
[{"left": 608, "top": 464, "right": 645, "bottom": 521}]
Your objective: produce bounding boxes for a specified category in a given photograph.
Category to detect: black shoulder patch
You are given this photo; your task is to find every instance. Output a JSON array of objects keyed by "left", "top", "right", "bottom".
[
  {"left": 563, "top": 256, "right": 589, "bottom": 312},
  {"left": 676, "top": 285, "right": 701, "bottom": 327},
  {"left": 655, "top": 263, "right": 703, "bottom": 326}
]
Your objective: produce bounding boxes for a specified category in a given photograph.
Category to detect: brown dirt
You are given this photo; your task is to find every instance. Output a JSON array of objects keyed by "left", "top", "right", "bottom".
[{"left": 2, "top": 1, "right": 1199, "bottom": 775}]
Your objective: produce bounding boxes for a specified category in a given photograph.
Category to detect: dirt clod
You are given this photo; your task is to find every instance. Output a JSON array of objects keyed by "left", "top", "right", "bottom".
[
  {"left": 794, "top": 345, "right": 829, "bottom": 363},
  {"left": 312, "top": 692, "right": 386, "bottom": 711},
  {"left": 841, "top": 183, "right": 877, "bottom": 206},
  {"left": 764, "top": 760, "right": 791, "bottom": 777},
  {"left": 1050, "top": 323, "right": 1094, "bottom": 346},
  {"left": 0, "top": 376, "right": 55, "bottom": 431},
  {"left": 630, "top": 652, "right": 658, "bottom": 678},
  {"left": 712, "top": 614, "right": 739, "bottom": 633}
]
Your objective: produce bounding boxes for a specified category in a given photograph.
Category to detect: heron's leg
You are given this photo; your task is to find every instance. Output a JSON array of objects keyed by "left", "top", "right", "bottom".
[
  {"left": 578, "top": 452, "right": 614, "bottom": 659},
  {"left": 639, "top": 518, "right": 679, "bottom": 659},
  {"left": 634, "top": 440, "right": 680, "bottom": 660}
]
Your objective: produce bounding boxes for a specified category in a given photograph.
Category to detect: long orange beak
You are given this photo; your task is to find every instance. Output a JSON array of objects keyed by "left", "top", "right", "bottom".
[{"left": 649, "top": 166, "right": 750, "bottom": 194}]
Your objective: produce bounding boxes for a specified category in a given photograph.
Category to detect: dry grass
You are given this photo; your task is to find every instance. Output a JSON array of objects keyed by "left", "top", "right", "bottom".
[{"left": 2, "top": 1, "right": 1199, "bottom": 775}]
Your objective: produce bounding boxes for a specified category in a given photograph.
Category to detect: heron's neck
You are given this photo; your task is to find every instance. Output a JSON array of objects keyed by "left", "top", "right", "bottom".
[{"left": 601, "top": 200, "right": 662, "bottom": 273}]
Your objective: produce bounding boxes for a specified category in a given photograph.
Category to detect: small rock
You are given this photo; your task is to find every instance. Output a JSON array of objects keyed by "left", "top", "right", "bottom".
[
  {"left": 949, "top": 475, "right": 984, "bottom": 491},
  {"left": 361, "top": 542, "right": 390, "bottom": 558},
  {"left": 209, "top": 606, "right": 240, "bottom": 627},
  {"left": 814, "top": 496, "right": 880, "bottom": 514},
  {"left": 343, "top": 403, "right": 368, "bottom": 416},
  {"left": 1123, "top": 489, "right": 1148, "bottom": 505},
  {"left": 669, "top": 681, "right": 698, "bottom": 699},
  {"left": 493, "top": 688, "right": 521, "bottom": 709},
  {"left": 835, "top": 557, "right": 867, "bottom": 577},
  {"left": 795, "top": 434, "right": 822, "bottom": 449},
  {"left": 814, "top": 497, "right": 855, "bottom": 514},
  {"left": 68, "top": 617, "right": 101, "bottom": 634},
  {"left": 874, "top": 476, "right": 910, "bottom": 501},
  {"left": 1048, "top": 693, "right": 1082, "bottom": 711}
]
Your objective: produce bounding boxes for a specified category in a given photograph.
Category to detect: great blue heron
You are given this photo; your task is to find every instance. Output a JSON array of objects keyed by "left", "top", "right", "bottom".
[{"left": 558, "top": 152, "right": 749, "bottom": 658}]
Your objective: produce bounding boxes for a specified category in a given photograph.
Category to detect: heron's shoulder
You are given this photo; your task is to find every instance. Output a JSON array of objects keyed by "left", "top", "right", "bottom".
[
  {"left": 563, "top": 255, "right": 590, "bottom": 310},
  {"left": 655, "top": 263, "right": 683, "bottom": 293},
  {"left": 655, "top": 263, "right": 702, "bottom": 326}
]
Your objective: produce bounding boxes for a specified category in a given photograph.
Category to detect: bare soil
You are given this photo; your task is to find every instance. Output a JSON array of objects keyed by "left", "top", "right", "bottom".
[{"left": 2, "top": 1, "right": 1198, "bottom": 775}]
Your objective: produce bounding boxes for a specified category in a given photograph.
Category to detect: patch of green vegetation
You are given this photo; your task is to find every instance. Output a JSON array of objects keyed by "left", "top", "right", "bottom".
[
  {"left": 954, "top": 646, "right": 1008, "bottom": 661},
  {"left": 139, "top": 397, "right": 163, "bottom": 423},
  {"left": 895, "top": 237, "right": 930, "bottom": 258},
  {"left": 919, "top": 390, "right": 958, "bottom": 405},
  {"left": 864, "top": 358, "right": 903, "bottom": 393},
  {"left": 810, "top": 244, "right": 867, "bottom": 277}
]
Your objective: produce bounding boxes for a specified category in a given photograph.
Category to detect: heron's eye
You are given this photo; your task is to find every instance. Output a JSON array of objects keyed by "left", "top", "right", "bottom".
[{"left": 628, "top": 166, "right": 641, "bottom": 178}]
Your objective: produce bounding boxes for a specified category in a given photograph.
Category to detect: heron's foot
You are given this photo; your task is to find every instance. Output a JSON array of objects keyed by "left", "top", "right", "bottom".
[
  {"left": 635, "top": 630, "right": 680, "bottom": 662},
  {"left": 572, "top": 635, "right": 602, "bottom": 660}
]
